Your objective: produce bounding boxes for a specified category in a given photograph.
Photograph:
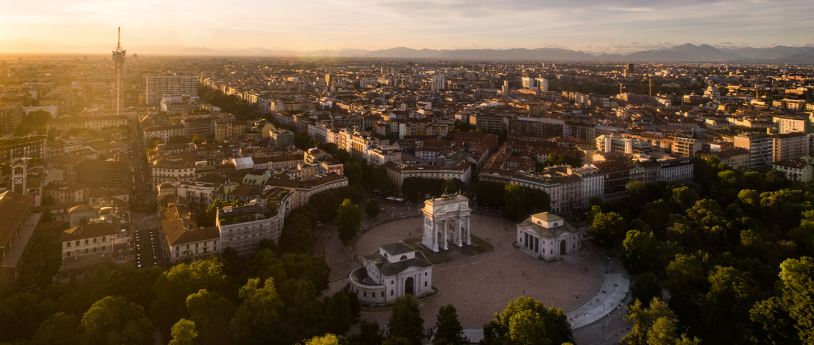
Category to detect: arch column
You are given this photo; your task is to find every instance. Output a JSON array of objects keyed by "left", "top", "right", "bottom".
[
  {"left": 432, "top": 221, "right": 439, "bottom": 252},
  {"left": 442, "top": 218, "right": 448, "bottom": 250},
  {"left": 465, "top": 216, "right": 471, "bottom": 245},
  {"left": 454, "top": 216, "right": 463, "bottom": 247}
]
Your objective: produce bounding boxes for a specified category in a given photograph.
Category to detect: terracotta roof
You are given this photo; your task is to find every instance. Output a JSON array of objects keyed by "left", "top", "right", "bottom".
[
  {"left": 60, "top": 222, "right": 118, "bottom": 242},
  {"left": 0, "top": 191, "right": 34, "bottom": 249}
]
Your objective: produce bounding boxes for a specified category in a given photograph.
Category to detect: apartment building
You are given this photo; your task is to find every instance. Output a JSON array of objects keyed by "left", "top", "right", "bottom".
[
  {"left": 0, "top": 106, "right": 24, "bottom": 134},
  {"left": 143, "top": 124, "right": 185, "bottom": 144},
  {"left": 145, "top": 76, "right": 198, "bottom": 106},
  {"left": 384, "top": 160, "right": 473, "bottom": 191},
  {"left": 695, "top": 148, "right": 751, "bottom": 171},
  {"left": 216, "top": 193, "right": 291, "bottom": 257},
  {"left": 672, "top": 137, "right": 702, "bottom": 157},
  {"left": 734, "top": 132, "right": 772, "bottom": 171},
  {"left": 772, "top": 132, "right": 807, "bottom": 162},
  {"left": 162, "top": 205, "right": 220, "bottom": 263}
]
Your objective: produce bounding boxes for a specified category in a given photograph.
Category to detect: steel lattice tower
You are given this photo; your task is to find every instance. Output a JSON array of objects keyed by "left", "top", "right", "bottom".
[{"left": 112, "top": 27, "right": 126, "bottom": 115}]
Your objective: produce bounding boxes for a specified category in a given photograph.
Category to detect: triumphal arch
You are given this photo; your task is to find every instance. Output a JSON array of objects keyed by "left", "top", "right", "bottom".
[{"left": 421, "top": 193, "right": 472, "bottom": 252}]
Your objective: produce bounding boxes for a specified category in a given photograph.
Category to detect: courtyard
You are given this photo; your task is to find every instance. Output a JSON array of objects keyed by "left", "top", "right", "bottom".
[{"left": 322, "top": 213, "right": 605, "bottom": 329}]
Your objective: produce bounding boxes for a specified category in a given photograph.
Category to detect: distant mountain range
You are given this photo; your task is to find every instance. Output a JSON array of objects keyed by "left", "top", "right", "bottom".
[{"left": 0, "top": 39, "right": 812, "bottom": 63}]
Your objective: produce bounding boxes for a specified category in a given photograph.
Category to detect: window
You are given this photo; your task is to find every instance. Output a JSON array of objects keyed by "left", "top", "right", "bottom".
[
  {"left": 75, "top": 241, "right": 79, "bottom": 246},
  {"left": 425, "top": 282, "right": 428, "bottom": 287},
  {"left": 363, "top": 291, "right": 366, "bottom": 297},
  {"left": 102, "top": 246, "right": 105, "bottom": 250},
  {"left": 381, "top": 292, "right": 384, "bottom": 297},
  {"left": 66, "top": 251, "right": 70, "bottom": 256},
  {"left": 93, "top": 238, "right": 97, "bottom": 243},
  {"left": 85, "top": 249, "right": 88, "bottom": 254},
  {"left": 425, "top": 272, "right": 427, "bottom": 276},
  {"left": 391, "top": 290, "right": 394, "bottom": 296},
  {"left": 67, "top": 242, "right": 71, "bottom": 247}
]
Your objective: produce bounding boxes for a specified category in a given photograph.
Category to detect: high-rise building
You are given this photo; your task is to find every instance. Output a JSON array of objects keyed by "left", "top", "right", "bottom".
[
  {"left": 734, "top": 132, "right": 772, "bottom": 171},
  {"left": 537, "top": 78, "right": 549, "bottom": 92},
  {"left": 0, "top": 106, "right": 23, "bottom": 134},
  {"left": 431, "top": 74, "right": 445, "bottom": 92},
  {"left": 145, "top": 76, "right": 197, "bottom": 106},
  {"left": 772, "top": 132, "right": 807, "bottom": 162}
]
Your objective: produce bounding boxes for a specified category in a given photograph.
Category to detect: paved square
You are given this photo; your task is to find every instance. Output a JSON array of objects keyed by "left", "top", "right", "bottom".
[{"left": 324, "top": 214, "right": 605, "bottom": 328}]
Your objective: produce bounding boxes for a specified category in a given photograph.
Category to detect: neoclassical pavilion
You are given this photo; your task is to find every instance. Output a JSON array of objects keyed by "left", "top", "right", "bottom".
[
  {"left": 516, "top": 212, "right": 581, "bottom": 260},
  {"left": 421, "top": 194, "right": 472, "bottom": 252}
]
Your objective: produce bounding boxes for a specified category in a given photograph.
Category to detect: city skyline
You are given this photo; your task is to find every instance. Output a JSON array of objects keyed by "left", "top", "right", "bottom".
[{"left": 1, "top": 0, "right": 813, "bottom": 54}]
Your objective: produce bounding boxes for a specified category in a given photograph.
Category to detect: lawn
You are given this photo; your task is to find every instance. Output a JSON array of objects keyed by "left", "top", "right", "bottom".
[{"left": 401, "top": 234, "right": 495, "bottom": 265}]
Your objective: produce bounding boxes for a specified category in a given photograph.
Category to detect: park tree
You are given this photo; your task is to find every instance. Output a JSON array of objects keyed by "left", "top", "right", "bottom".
[
  {"left": 287, "top": 281, "right": 322, "bottom": 334},
  {"left": 323, "top": 289, "right": 353, "bottom": 335},
  {"left": 622, "top": 297, "right": 700, "bottom": 345},
  {"left": 765, "top": 169, "right": 791, "bottom": 191},
  {"left": 185, "top": 289, "right": 236, "bottom": 345},
  {"left": 280, "top": 210, "right": 315, "bottom": 253},
  {"left": 344, "top": 161, "right": 363, "bottom": 186},
  {"left": 481, "top": 297, "right": 573, "bottom": 345},
  {"left": 303, "top": 333, "right": 349, "bottom": 345},
  {"left": 230, "top": 278, "right": 284, "bottom": 344},
  {"left": 502, "top": 184, "right": 527, "bottom": 221},
  {"left": 702, "top": 266, "right": 758, "bottom": 344},
  {"left": 664, "top": 254, "right": 708, "bottom": 298},
  {"left": 0, "top": 292, "right": 51, "bottom": 343},
  {"left": 150, "top": 259, "right": 228, "bottom": 333},
  {"left": 337, "top": 199, "right": 363, "bottom": 242},
  {"left": 383, "top": 337, "right": 412, "bottom": 345},
  {"left": 309, "top": 189, "right": 341, "bottom": 221},
  {"left": 749, "top": 297, "right": 799, "bottom": 345},
  {"left": 589, "top": 210, "right": 627, "bottom": 247},
  {"left": 199, "top": 199, "right": 229, "bottom": 227},
  {"left": 441, "top": 179, "right": 460, "bottom": 194},
  {"left": 743, "top": 171, "right": 766, "bottom": 193},
  {"left": 622, "top": 230, "right": 661, "bottom": 275},
  {"left": 80, "top": 296, "right": 154, "bottom": 345},
  {"left": 630, "top": 272, "right": 663, "bottom": 306},
  {"left": 30, "top": 312, "right": 80, "bottom": 345},
  {"left": 753, "top": 256, "right": 814, "bottom": 344},
  {"left": 387, "top": 295, "right": 425, "bottom": 345},
  {"left": 169, "top": 319, "right": 198, "bottom": 345},
  {"left": 365, "top": 199, "right": 381, "bottom": 219},
  {"left": 191, "top": 134, "right": 205, "bottom": 145},
  {"left": 670, "top": 186, "right": 699, "bottom": 212},
  {"left": 348, "top": 319, "right": 384, "bottom": 345},
  {"left": 434, "top": 304, "right": 465, "bottom": 345},
  {"left": 473, "top": 181, "right": 505, "bottom": 209}
]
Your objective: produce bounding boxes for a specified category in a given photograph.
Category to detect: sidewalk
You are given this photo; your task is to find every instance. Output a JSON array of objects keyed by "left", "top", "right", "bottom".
[{"left": 566, "top": 248, "right": 630, "bottom": 330}]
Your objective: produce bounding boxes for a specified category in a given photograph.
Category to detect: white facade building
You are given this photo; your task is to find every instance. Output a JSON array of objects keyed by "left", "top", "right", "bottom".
[
  {"left": 350, "top": 242, "right": 433, "bottom": 305},
  {"left": 516, "top": 212, "right": 581, "bottom": 261}
]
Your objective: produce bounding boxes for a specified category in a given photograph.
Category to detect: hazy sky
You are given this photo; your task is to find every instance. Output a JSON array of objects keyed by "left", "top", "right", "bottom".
[{"left": 1, "top": 0, "right": 812, "bottom": 53}]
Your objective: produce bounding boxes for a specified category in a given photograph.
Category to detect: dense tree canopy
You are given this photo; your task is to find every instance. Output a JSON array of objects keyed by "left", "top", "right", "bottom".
[
  {"left": 337, "top": 199, "right": 363, "bottom": 242},
  {"left": 387, "top": 295, "right": 425, "bottom": 345},
  {"left": 481, "top": 297, "right": 573, "bottom": 345}
]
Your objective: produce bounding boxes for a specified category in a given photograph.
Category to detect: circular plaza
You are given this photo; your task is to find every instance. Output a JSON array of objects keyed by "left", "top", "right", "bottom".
[{"left": 323, "top": 213, "right": 605, "bottom": 329}]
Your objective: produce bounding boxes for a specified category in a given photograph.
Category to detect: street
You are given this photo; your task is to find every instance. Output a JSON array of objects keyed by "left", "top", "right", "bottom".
[{"left": 132, "top": 215, "right": 162, "bottom": 268}]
